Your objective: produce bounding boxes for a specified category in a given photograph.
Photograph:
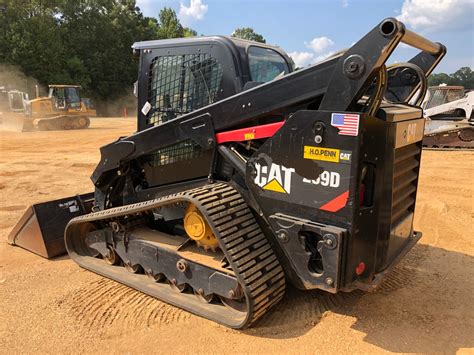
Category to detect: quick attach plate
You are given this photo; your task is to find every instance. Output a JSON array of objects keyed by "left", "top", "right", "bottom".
[{"left": 268, "top": 213, "right": 346, "bottom": 292}]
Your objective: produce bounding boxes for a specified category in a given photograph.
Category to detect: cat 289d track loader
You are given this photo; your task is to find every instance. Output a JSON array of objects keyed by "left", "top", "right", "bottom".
[{"left": 9, "top": 18, "right": 445, "bottom": 328}]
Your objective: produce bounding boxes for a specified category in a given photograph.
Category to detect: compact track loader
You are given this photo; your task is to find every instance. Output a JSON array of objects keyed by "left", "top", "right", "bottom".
[
  {"left": 422, "top": 86, "right": 473, "bottom": 149},
  {"left": 9, "top": 18, "right": 446, "bottom": 328}
]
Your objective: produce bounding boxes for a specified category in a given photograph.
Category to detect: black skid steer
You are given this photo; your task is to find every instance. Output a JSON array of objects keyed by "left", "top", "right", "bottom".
[{"left": 9, "top": 18, "right": 446, "bottom": 328}]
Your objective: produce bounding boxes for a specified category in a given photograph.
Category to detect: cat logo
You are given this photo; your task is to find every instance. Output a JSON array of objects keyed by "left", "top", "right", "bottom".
[
  {"left": 339, "top": 152, "right": 352, "bottom": 161},
  {"left": 254, "top": 163, "right": 295, "bottom": 194}
]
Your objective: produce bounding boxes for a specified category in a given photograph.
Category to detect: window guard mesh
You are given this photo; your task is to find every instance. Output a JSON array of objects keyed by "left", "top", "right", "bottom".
[
  {"left": 146, "top": 53, "right": 223, "bottom": 126},
  {"left": 144, "top": 140, "right": 203, "bottom": 167}
]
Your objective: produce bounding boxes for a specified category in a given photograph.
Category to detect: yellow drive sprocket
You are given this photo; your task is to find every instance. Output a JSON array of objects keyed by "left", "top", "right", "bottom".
[{"left": 184, "top": 203, "right": 219, "bottom": 250}]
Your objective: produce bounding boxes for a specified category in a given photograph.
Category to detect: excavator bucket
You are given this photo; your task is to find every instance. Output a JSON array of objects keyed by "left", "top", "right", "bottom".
[{"left": 8, "top": 193, "right": 94, "bottom": 258}]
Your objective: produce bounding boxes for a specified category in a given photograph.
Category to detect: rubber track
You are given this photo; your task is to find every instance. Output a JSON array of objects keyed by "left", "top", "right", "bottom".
[
  {"left": 423, "top": 147, "right": 473, "bottom": 151},
  {"left": 66, "top": 182, "right": 285, "bottom": 328},
  {"left": 423, "top": 127, "right": 473, "bottom": 150},
  {"left": 178, "top": 183, "right": 286, "bottom": 325}
]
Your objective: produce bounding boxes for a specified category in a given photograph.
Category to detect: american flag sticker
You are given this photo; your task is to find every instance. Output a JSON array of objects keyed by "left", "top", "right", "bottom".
[{"left": 331, "top": 113, "right": 360, "bottom": 136}]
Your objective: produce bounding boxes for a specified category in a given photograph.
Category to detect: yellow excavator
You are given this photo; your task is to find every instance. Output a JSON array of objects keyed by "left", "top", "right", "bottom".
[{"left": 17, "top": 84, "right": 96, "bottom": 131}]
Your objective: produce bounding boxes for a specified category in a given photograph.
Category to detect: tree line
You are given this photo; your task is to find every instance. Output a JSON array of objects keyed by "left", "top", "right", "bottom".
[
  {"left": 0, "top": 1, "right": 271, "bottom": 114},
  {"left": 1, "top": 1, "right": 471, "bottom": 114},
  {"left": 0, "top": 0, "right": 202, "bottom": 113},
  {"left": 427, "top": 67, "right": 473, "bottom": 89}
]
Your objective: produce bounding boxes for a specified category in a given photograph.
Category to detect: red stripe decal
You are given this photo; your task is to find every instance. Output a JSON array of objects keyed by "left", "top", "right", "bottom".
[
  {"left": 216, "top": 121, "right": 285, "bottom": 144},
  {"left": 320, "top": 190, "right": 349, "bottom": 212}
]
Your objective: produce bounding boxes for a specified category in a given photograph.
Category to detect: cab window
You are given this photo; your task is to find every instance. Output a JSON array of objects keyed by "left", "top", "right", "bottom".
[
  {"left": 147, "top": 53, "right": 223, "bottom": 126},
  {"left": 248, "top": 46, "right": 289, "bottom": 83},
  {"left": 65, "top": 87, "right": 80, "bottom": 104}
]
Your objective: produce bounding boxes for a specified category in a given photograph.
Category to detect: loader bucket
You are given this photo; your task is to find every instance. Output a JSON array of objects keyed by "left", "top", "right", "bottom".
[{"left": 8, "top": 193, "right": 94, "bottom": 258}]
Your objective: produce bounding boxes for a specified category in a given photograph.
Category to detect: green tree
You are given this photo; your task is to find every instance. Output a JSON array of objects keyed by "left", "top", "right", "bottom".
[
  {"left": 156, "top": 7, "right": 184, "bottom": 39},
  {"left": 58, "top": 1, "right": 149, "bottom": 101},
  {"left": 183, "top": 27, "right": 197, "bottom": 37},
  {"left": 0, "top": 1, "right": 68, "bottom": 85},
  {"left": 0, "top": 1, "right": 197, "bottom": 113},
  {"left": 428, "top": 73, "right": 454, "bottom": 87},
  {"left": 428, "top": 67, "right": 474, "bottom": 89},
  {"left": 231, "top": 27, "right": 266, "bottom": 43},
  {"left": 452, "top": 67, "right": 474, "bottom": 89}
]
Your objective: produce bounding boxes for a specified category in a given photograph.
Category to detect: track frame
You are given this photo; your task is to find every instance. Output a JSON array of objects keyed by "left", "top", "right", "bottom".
[{"left": 65, "top": 183, "right": 286, "bottom": 328}]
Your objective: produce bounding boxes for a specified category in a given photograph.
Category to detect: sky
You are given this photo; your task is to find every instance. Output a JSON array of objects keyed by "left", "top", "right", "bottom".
[{"left": 136, "top": 0, "right": 474, "bottom": 73}]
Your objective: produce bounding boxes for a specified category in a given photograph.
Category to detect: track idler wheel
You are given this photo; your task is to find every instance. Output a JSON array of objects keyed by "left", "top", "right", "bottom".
[{"left": 78, "top": 222, "right": 100, "bottom": 257}]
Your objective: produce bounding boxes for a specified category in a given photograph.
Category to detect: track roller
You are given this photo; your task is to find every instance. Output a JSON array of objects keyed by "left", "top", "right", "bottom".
[
  {"left": 124, "top": 262, "right": 142, "bottom": 274},
  {"left": 103, "top": 246, "right": 120, "bottom": 265},
  {"left": 169, "top": 279, "right": 187, "bottom": 293},
  {"left": 145, "top": 269, "right": 164, "bottom": 282},
  {"left": 194, "top": 289, "right": 214, "bottom": 303}
]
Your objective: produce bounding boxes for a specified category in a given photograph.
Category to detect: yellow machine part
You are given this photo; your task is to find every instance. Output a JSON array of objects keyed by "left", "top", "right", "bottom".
[
  {"left": 184, "top": 204, "right": 219, "bottom": 250},
  {"left": 29, "top": 98, "right": 96, "bottom": 119},
  {"left": 29, "top": 97, "right": 54, "bottom": 117}
]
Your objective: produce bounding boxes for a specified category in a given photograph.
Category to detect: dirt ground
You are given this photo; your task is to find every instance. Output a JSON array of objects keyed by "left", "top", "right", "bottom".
[{"left": 0, "top": 117, "right": 473, "bottom": 354}]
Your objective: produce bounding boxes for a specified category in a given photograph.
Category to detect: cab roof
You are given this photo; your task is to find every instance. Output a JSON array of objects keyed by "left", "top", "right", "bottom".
[
  {"left": 132, "top": 36, "right": 292, "bottom": 76},
  {"left": 429, "top": 85, "right": 464, "bottom": 90},
  {"left": 132, "top": 35, "right": 284, "bottom": 52},
  {"left": 48, "top": 85, "right": 82, "bottom": 88}
]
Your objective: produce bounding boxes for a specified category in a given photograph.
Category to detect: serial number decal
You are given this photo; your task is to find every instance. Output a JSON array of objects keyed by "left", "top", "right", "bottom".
[
  {"left": 58, "top": 200, "right": 80, "bottom": 213},
  {"left": 303, "top": 146, "right": 352, "bottom": 164},
  {"left": 244, "top": 132, "right": 255, "bottom": 140},
  {"left": 303, "top": 171, "right": 341, "bottom": 188}
]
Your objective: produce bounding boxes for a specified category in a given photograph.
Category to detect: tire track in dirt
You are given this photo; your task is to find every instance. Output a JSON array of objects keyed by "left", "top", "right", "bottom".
[
  {"left": 253, "top": 246, "right": 425, "bottom": 332},
  {"left": 57, "top": 245, "right": 425, "bottom": 335},
  {"left": 377, "top": 244, "right": 427, "bottom": 293},
  {"left": 0, "top": 169, "right": 39, "bottom": 177},
  {"left": 58, "top": 277, "right": 190, "bottom": 335},
  {"left": 0, "top": 205, "right": 27, "bottom": 211},
  {"left": 254, "top": 287, "right": 365, "bottom": 332}
]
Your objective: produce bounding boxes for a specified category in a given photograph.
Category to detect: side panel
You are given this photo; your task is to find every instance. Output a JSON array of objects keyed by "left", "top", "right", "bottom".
[
  {"left": 245, "top": 110, "right": 362, "bottom": 291},
  {"left": 245, "top": 108, "right": 424, "bottom": 292}
]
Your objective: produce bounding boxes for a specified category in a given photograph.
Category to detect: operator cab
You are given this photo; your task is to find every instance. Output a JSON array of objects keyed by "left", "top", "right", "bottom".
[
  {"left": 133, "top": 36, "right": 293, "bottom": 131},
  {"left": 48, "top": 85, "right": 82, "bottom": 111},
  {"left": 423, "top": 85, "right": 465, "bottom": 110}
]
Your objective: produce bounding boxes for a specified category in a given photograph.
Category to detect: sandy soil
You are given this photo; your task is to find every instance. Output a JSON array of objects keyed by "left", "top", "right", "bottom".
[{"left": 0, "top": 117, "right": 473, "bottom": 354}]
